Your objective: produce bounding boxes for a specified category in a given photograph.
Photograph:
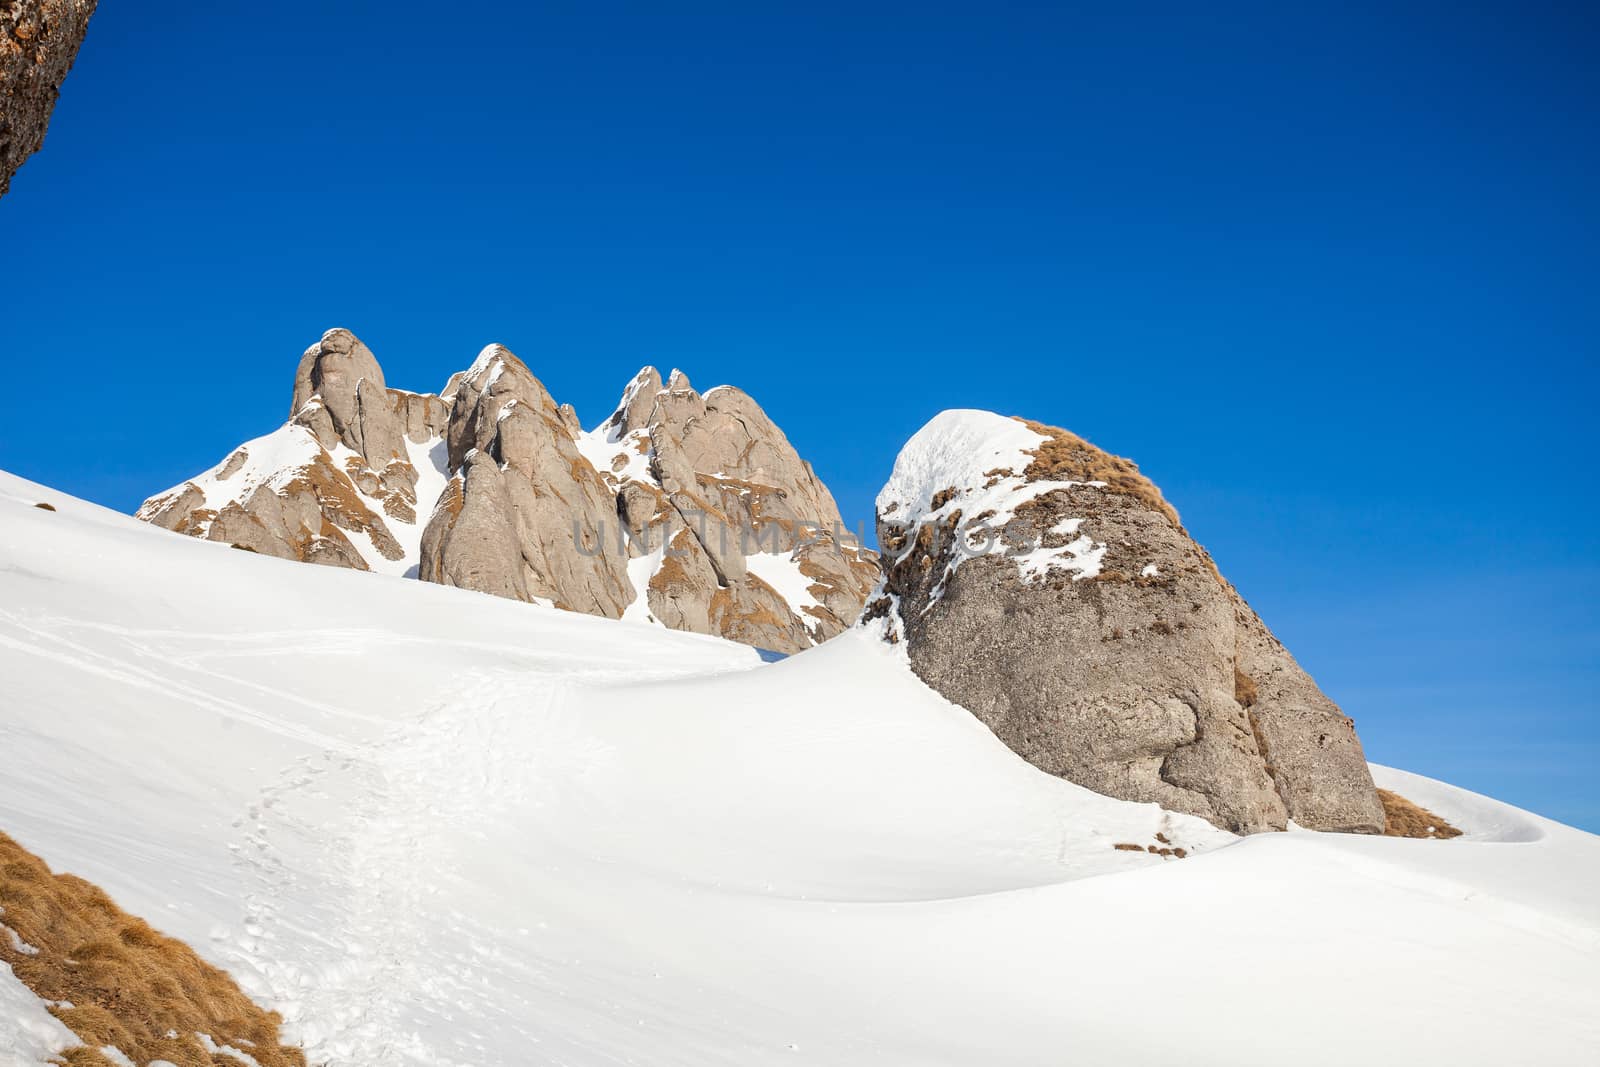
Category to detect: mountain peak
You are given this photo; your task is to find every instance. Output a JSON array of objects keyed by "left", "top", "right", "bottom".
[{"left": 139, "top": 333, "right": 876, "bottom": 652}]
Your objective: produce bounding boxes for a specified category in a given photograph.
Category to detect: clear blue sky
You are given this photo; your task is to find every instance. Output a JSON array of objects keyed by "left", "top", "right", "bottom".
[{"left": 2, "top": 3, "right": 1595, "bottom": 828}]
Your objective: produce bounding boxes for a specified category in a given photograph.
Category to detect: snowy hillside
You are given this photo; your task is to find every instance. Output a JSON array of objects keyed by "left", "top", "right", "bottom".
[{"left": 3, "top": 469, "right": 1599, "bottom": 1065}]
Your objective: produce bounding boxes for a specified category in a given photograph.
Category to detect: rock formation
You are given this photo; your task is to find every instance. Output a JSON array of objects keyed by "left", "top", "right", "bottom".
[
  {"left": 1, "top": 0, "right": 96, "bottom": 197},
  {"left": 571, "top": 367, "right": 879, "bottom": 650},
  {"left": 865, "top": 409, "right": 1384, "bottom": 835},
  {"left": 419, "top": 345, "right": 634, "bottom": 616},
  {"left": 139, "top": 330, "right": 878, "bottom": 653},
  {"left": 139, "top": 329, "right": 449, "bottom": 575}
]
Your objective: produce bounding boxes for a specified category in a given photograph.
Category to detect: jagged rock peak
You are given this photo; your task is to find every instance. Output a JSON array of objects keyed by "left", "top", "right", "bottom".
[
  {"left": 866, "top": 409, "right": 1383, "bottom": 835},
  {"left": 138, "top": 331, "right": 878, "bottom": 654},
  {"left": 288, "top": 328, "right": 408, "bottom": 471},
  {"left": 140, "top": 328, "right": 451, "bottom": 578},
  {"left": 291, "top": 328, "right": 387, "bottom": 415},
  {"left": 596, "top": 366, "right": 665, "bottom": 441},
  {"left": 568, "top": 364, "right": 881, "bottom": 652},
  {"left": 421, "top": 340, "right": 633, "bottom": 616}
]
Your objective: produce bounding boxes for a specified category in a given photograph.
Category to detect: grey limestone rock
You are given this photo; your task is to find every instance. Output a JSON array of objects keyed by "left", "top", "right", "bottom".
[{"left": 868, "top": 410, "right": 1383, "bottom": 835}]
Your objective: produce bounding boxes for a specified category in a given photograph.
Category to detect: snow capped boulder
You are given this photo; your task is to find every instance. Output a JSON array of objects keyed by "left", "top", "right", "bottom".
[{"left": 867, "top": 410, "right": 1384, "bottom": 835}]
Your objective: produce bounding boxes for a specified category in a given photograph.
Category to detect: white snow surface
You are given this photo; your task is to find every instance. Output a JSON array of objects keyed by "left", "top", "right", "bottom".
[
  {"left": 4, "top": 469, "right": 1600, "bottom": 1065},
  {"left": 575, "top": 370, "right": 663, "bottom": 489},
  {"left": 574, "top": 423, "right": 655, "bottom": 488},
  {"left": 875, "top": 409, "right": 1053, "bottom": 520},
  {"left": 0, "top": 959, "right": 76, "bottom": 1066},
  {"left": 743, "top": 549, "right": 825, "bottom": 625},
  {"left": 155, "top": 423, "right": 325, "bottom": 519},
  {"left": 621, "top": 541, "right": 666, "bottom": 623}
]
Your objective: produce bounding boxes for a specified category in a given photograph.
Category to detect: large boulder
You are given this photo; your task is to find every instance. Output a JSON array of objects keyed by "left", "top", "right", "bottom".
[
  {"left": 0, "top": 0, "right": 96, "bottom": 198},
  {"left": 866, "top": 409, "right": 1384, "bottom": 835}
]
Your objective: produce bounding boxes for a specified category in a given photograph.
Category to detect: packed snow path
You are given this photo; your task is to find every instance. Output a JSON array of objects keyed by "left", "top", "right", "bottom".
[{"left": 3, "top": 471, "right": 1599, "bottom": 1066}]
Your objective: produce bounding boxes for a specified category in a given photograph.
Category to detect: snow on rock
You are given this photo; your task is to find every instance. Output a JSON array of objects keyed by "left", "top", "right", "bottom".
[
  {"left": 140, "top": 424, "right": 324, "bottom": 533},
  {"left": 622, "top": 541, "right": 667, "bottom": 623},
  {"left": 139, "top": 331, "right": 455, "bottom": 580},
  {"left": 743, "top": 549, "right": 826, "bottom": 621},
  {"left": 873, "top": 408, "right": 1388, "bottom": 837},
  {"left": 10, "top": 468, "right": 1600, "bottom": 1065},
  {"left": 877, "top": 409, "right": 1110, "bottom": 601},
  {"left": 397, "top": 435, "right": 449, "bottom": 578},
  {"left": 575, "top": 421, "right": 656, "bottom": 489}
]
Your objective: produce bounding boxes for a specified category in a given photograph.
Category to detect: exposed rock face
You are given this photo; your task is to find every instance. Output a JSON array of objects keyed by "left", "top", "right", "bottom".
[
  {"left": 572, "top": 367, "right": 879, "bottom": 651},
  {"left": 419, "top": 346, "right": 634, "bottom": 616},
  {"left": 139, "top": 331, "right": 877, "bottom": 653},
  {"left": 1, "top": 0, "right": 96, "bottom": 198},
  {"left": 139, "top": 329, "right": 449, "bottom": 576},
  {"left": 866, "top": 409, "right": 1383, "bottom": 835}
]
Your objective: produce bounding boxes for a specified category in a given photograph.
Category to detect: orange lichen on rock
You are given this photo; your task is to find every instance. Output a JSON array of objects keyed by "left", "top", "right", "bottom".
[{"left": 1013, "top": 417, "right": 1181, "bottom": 528}]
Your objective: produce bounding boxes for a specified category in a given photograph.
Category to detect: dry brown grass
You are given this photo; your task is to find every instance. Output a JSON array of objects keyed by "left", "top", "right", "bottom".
[
  {"left": 1234, "top": 667, "right": 1258, "bottom": 708},
  {"left": 1013, "top": 418, "right": 1181, "bottom": 528},
  {"left": 1246, "top": 711, "right": 1277, "bottom": 780},
  {"left": 0, "top": 831, "right": 306, "bottom": 1067},
  {"left": 648, "top": 529, "right": 700, "bottom": 592},
  {"left": 172, "top": 506, "right": 219, "bottom": 537},
  {"left": 1111, "top": 841, "right": 1187, "bottom": 859},
  {"left": 280, "top": 452, "right": 403, "bottom": 563},
  {"left": 1378, "top": 789, "right": 1462, "bottom": 839}
]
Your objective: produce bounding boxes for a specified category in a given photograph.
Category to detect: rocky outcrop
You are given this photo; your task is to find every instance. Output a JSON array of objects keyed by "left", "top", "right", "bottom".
[
  {"left": 139, "top": 329, "right": 448, "bottom": 575},
  {"left": 419, "top": 346, "right": 634, "bottom": 615},
  {"left": 1, "top": 0, "right": 96, "bottom": 197},
  {"left": 573, "top": 367, "right": 879, "bottom": 651},
  {"left": 139, "top": 330, "right": 877, "bottom": 653},
  {"left": 866, "top": 409, "right": 1383, "bottom": 835}
]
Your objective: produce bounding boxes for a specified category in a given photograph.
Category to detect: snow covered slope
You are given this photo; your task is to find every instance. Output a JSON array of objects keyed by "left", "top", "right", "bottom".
[{"left": 3, "top": 470, "right": 1599, "bottom": 1065}]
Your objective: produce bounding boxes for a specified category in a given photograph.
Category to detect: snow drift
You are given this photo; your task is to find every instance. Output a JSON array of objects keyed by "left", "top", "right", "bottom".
[{"left": 3, "top": 470, "right": 1598, "bottom": 1065}]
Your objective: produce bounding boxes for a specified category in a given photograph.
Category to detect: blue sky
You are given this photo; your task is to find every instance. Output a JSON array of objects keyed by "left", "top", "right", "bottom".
[{"left": 2, "top": 3, "right": 1596, "bottom": 828}]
